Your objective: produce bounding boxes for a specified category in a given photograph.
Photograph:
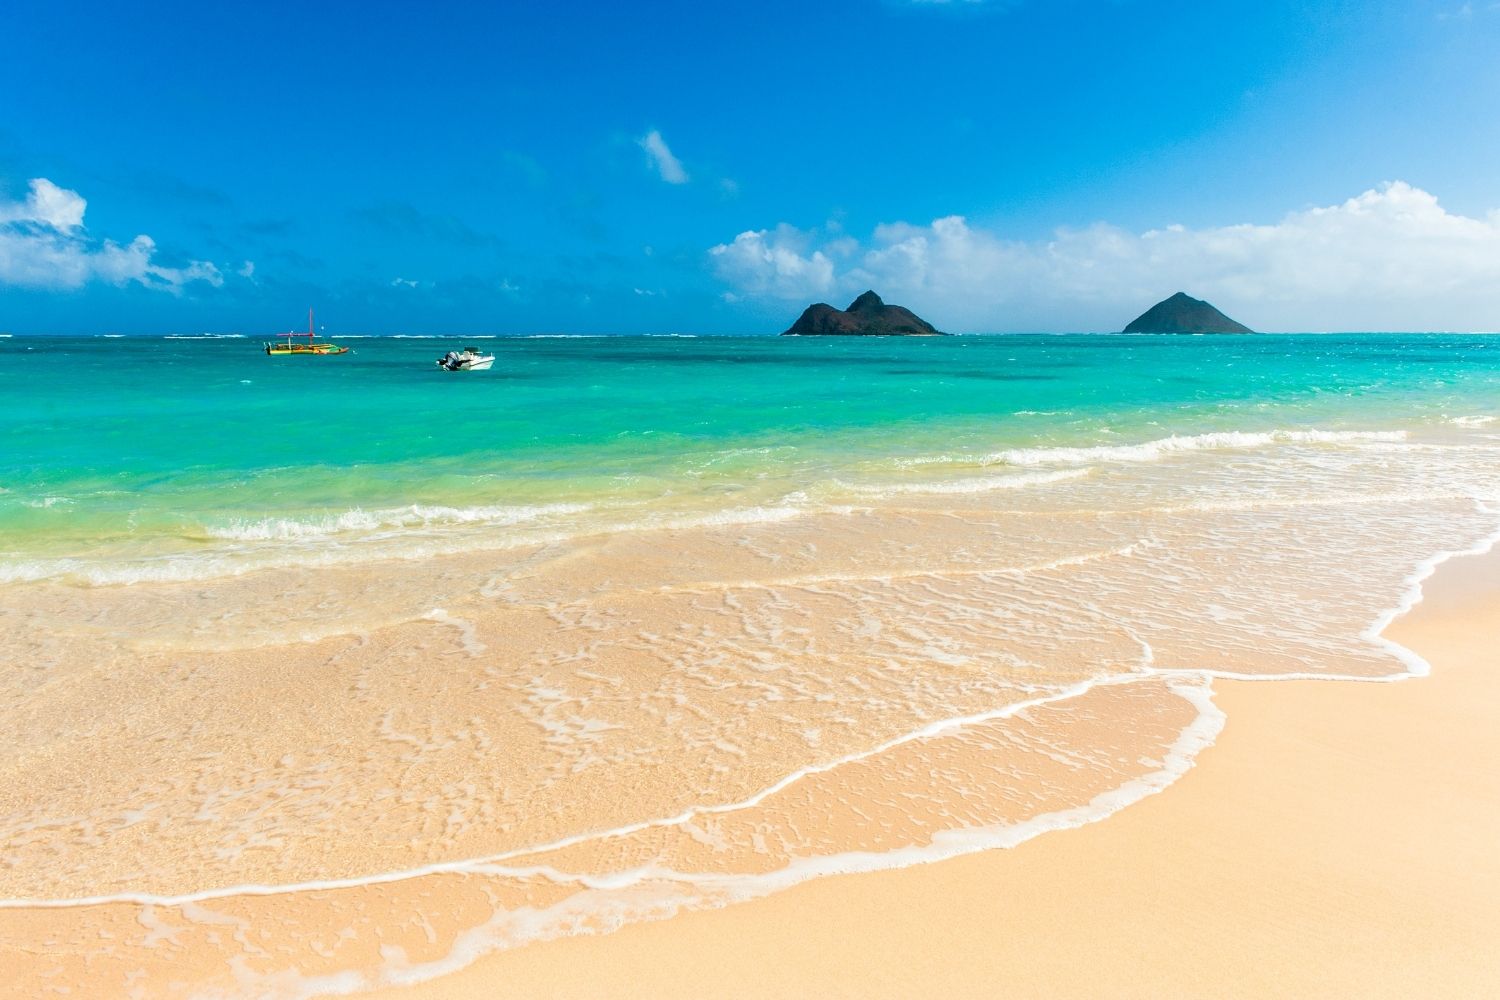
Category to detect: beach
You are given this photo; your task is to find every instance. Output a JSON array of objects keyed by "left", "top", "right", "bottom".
[
  {"left": 368, "top": 546, "right": 1500, "bottom": 1000},
  {"left": 1, "top": 334, "right": 1497, "bottom": 998}
]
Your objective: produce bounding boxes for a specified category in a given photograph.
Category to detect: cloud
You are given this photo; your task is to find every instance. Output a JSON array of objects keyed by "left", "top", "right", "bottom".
[
  {"left": 0, "top": 178, "right": 223, "bottom": 293},
  {"left": 638, "top": 130, "right": 689, "bottom": 184},
  {"left": 0, "top": 177, "right": 86, "bottom": 229},
  {"left": 709, "top": 224, "right": 840, "bottom": 299},
  {"left": 709, "top": 183, "right": 1500, "bottom": 331}
]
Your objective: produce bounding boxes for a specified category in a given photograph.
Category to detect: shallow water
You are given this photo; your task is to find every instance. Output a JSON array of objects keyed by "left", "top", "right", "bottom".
[{"left": 1, "top": 334, "right": 1498, "bottom": 997}]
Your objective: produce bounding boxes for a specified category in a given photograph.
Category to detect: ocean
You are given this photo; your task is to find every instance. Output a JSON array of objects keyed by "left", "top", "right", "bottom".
[{"left": 2, "top": 332, "right": 1499, "bottom": 997}]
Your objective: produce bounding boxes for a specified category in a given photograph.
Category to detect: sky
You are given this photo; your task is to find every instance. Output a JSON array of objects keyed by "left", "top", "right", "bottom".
[{"left": 2, "top": 0, "right": 1500, "bottom": 334}]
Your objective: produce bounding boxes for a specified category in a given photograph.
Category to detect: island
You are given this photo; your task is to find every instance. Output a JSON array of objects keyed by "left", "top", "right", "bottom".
[
  {"left": 1122, "top": 292, "right": 1252, "bottom": 334},
  {"left": 781, "top": 290, "right": 945, "bottom": 336}
]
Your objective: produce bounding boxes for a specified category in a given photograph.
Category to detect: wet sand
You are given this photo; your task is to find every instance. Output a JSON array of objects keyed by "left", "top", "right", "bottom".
[{"left": 367, "top": 547, "right": 1500, "bottom": 999}]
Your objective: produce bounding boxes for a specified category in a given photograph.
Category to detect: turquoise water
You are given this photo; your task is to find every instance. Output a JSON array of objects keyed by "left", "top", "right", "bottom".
[{"left": 2, "top": 333, "right": 1498, "bottom": 574}]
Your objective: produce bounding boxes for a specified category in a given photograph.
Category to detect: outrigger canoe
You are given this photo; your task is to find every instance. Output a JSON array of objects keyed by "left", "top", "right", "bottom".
[{"left": 265, "top": 309, "right": 349, "bottom": 355}]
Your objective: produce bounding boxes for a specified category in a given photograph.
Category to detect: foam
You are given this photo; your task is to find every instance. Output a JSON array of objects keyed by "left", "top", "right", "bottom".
[
  {"left": 0, "top": 497, "right": 827, "bottom": 586},
  {"left": 20, "top": 496, "right": 73, "bottom": 508},
  {"left": 900, "top": 428, "right": 1410, "bottom": 469},
  {"left": 200, "top": 502, "right": 588, "bottom": 541}
]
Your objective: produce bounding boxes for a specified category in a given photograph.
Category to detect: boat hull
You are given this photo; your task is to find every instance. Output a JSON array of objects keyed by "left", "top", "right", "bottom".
[
  {"left": 265, "top": 343, "right": 349, "bottom": 355},
  {"left": 437, "top": 352, "right": 495, "bottom": 371}
]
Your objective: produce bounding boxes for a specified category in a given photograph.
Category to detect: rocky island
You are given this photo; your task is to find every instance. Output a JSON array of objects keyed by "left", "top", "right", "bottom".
[
  {"left": 781, "top": 290, "right": 945, "bottom": 336},
  {"left": 1122, "top": 292, "right": 1252, "bottom": 334}
]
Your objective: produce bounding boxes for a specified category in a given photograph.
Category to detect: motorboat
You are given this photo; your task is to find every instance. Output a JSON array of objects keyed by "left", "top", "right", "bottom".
[{"left": 437, "top": 347, "right": 495, "bottom": 372}]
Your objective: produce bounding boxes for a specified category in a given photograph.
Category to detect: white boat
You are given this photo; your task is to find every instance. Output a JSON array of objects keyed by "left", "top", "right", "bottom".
[{"left": 437, "top": 347, "right": 495, "bottom": 372}]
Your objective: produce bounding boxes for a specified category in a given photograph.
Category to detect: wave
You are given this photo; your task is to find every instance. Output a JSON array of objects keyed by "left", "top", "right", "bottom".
[
  {"left": 200, "top": 502, "right": 590, "bottom": 541},
  {"left": 163, "top": 334, "right": 247, "bottom": 339},
  {"left": 0, "top": 503, "right": 592, "bottom": 586},
  {"left": 20, "top": 496, "right": 74, "bottom": 509},
  {"left": 899, "top": 428, "right": 1409, "bottom": 469},
  {"left": 1449, "top": 415, "right": 1496, "bottom": 427},
  {"left": 0, "top": 497, "right": 828, "bottom": 586}
]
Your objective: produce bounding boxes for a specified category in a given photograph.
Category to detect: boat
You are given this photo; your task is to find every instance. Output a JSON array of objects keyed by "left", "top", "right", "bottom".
[
  {"left": 436, "top": 347, "right": 495, "bottom": 372},
  {"left": 264, "top": 310, "right": 349, "bottom": 355}
]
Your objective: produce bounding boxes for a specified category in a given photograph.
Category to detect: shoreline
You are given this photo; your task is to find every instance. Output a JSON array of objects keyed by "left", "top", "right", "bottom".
[
  {"left": 361, "top": 545, "right": 1500, "bottom": 999},
  {"left": 2, "top": 419, "right": 1495, "bottom": 997},
  {"left": 14, "top": 501, "right": 1491, "bottom": 914}
]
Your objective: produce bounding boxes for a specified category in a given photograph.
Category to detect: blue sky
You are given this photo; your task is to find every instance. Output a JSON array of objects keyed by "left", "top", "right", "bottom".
[{"left": 3, "top": 0, "right": 1499, "bottom": 333}]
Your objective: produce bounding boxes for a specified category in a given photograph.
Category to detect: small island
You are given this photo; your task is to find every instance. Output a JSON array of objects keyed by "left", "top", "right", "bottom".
[
  {"left": 1122, "top": 292, "right": 1252, "bottom": 334},
  {"left": 782, "top": 290, "right": 945, "bottom": 336}
]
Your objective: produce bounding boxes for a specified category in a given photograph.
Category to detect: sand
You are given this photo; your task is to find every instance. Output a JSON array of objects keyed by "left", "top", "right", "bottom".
[{"left": 364, "top": 547, "right": 1500, "bottom": 999}]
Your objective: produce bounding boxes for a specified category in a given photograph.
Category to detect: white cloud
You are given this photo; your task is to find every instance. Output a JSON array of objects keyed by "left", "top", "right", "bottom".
[
  {"left": 0, "top": 177, "right": 87, "bottom": 229},
  {"left": 0, "top": 177, "right": 223, "bottom": 293},
  {"left": 391, "top": 277, "right": 420, "bottom": 288},
  {"left": 637, "top": 130, "right": 689, "bottom": 184},
  {"left": 709, "top": 224, "right": 838, "bottom": 299},
  {"left": 709, "top": 183, "right": 1500, "bottom": 331}
]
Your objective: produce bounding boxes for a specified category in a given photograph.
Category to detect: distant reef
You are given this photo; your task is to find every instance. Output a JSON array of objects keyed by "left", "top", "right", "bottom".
[
  {"left": 781, "top": 291, "right": 945, "bottom": 336},
  {"left": 1122, "top": 292, "right": 1252, "bottom": 334}
]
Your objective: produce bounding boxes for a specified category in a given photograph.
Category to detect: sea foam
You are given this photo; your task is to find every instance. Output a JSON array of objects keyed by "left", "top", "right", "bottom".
[
  {"left": 201, "top": 502, "right": 589, "bottom": 541},
  {"left": 901, "top": 428, "right": 1409, "bottom": 469}
]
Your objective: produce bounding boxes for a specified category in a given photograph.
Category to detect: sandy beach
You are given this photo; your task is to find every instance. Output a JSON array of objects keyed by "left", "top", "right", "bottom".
[{"left": 366, "top": 548, "right": 1500, "bottom": 1000}]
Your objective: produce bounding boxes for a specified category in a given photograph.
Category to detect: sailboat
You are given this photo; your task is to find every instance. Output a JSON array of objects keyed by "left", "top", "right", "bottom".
[{"left": 264, "top": 309, "right": 349, "bottom": 356}]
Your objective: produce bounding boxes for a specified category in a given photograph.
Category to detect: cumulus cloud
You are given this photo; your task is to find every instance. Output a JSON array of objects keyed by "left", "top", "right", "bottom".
[
  {"left": 0, "top": 177, "right": 87, "bottom": 230},
  {"left": 709, "top": 182, "right": 1500, "bottom": 331},
  {"left": 709, "top": 224, "right": 840, "bottom": 299},
  {"left": 0, "top": 178, "right": 224, "bottom": 293},
  {"left": 638, "top": 130, "right": 689, "bottom": 184}
]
